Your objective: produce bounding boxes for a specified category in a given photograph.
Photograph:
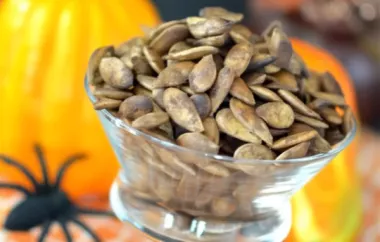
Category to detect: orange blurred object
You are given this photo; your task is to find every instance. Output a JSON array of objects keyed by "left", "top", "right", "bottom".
[
  {"left": 0, "top": 0, "right": 361, "bottom": 241},
  {"left": 0, "top": 0, "right": 160, "bottom": 199}
]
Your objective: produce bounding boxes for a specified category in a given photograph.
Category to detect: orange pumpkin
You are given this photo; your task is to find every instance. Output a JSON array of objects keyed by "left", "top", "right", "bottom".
[
  {"left": 0, "top": 1, "right": 361, "bottom": 241},
  {"left": 0, "top": 0, "right": 160, "bottom": 199}
]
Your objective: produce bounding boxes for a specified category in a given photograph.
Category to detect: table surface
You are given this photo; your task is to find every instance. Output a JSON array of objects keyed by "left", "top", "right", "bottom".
[{"left": 0, "top": 128, "right": 379, "bottom": 242}]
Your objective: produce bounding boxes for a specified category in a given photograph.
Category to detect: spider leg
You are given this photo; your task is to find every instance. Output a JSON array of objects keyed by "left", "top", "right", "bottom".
[
  {"left": 38, "top": 220, "right": 52, "bottom": 242},
  {"left": 0, "top": 183, "right": 31, "bottom": 196},
  {"left": 54, "top": 154, "right": 86, "bottom": 188},
  {"left": 77, "top": 207, "right": 115, "bottom": 217},
  {"left": 71, "top": 217, "right": 100, "bottom": 242},
  {"left": 58, "top": 217, "right": 73, "bottom": 242},
  {"left": 0, "top": 154, "right": 39, "bottom": 191},
  {"left": 34, "top": 144, "right": 50, "bottom": 187}
]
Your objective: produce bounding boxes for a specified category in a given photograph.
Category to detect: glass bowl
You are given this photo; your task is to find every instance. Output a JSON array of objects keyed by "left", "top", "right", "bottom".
[{"left": 85, "top": 77, "right": 357, "bottom": 242}]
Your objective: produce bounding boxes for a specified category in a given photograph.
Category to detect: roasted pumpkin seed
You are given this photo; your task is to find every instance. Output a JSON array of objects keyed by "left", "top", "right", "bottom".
[
  {"left": 229, "top": 77, "right": 255, "bottom": 105},
  {"left": 342, "top": 107, "right": 354, "bottom": 135},
  {"left": 186, "top": 17, "right": 233, "bottom": 39},
  {"left": 230, "top": 98, "right": 273, "bottom": 145},
  {"left": 189, "top": 54, "right": 217, "bottom": 93},
  {"left": 320, "top": 71, "right": 343, "bottom": 94},
  {"left": 209, "top": 66, "right": 236, "bottom": 114},
  {"left": 163, "top": 88, "right": 204, "bottom": 132},
  {"left": 164, "top": 46, "right": 219, "bottom": 61},
  {"left": 266, "top": 71, "right": 298, "bottom": 92},
  {"left": 256, "top": 102, "right": 294, "bottom": 129},
  {"left": 149, "top": 24, "right": 190, "bottom": 54},
  {"left": 93, "top": 87, "right": 133, "bottom": 100},
  {"left": 187, "top": 33, "right": 230, "bottom": 47},
  {"left": 99, "top": 57, "right": 134, "bottom": 89},
  {"left": 177, "top": 132, "right": 219, "bottom": 154},
  {"left": 87, "top": 45, "right": 114, "bottom": 85},
  {"left": 216, "top": 108, "right": 261, "bottom": 143},
  {"left": 276, "top": 142, "right": 310, "bottom": 160},
  {"left": 131, "top": 112, "right": 170, "bottom": 129},
  {"left": 152, "top": 88, "right": 165, "bottom": 109},
  {"left": 249, "top": 86, "right": 282, "bottom": 102},
  {"left": 93, "top": 98, "right": 122, "bottom": 110},
  {"left": 234, "top": 143, "right": 275, "bottom": 160},
  {"left": 272, "top": 130, "right": 318, "bottom": 150},
  {"left": 229, "top": 24, "right": 253, "bottom": 44},
  {"left": 136, "top": 75, "right": 156, "bottom": 91},
  {"left": 294, "top": 113, "right": 329, "bottom": 129},
  {"left": 119, "top": 95, "right": 153, "bottom": 120},
  {"left": 224, "top": 43, "right": 255, "bottom": 76},
  {"left": 202, "top": 117, "right": 220, "bottom": 144},
  {"left": 143, "top": 46, "right": 165, "bottom": 73},
  {"left": 318, "top": 107, "right": 343, "bottom": 125},
  {"left": 199, "top": 6, "right": 244, "bottom": 23},
  {"left": 244, "top": 73, "right": 267, "bottom": 86},
  {"left": 154, "top": 61, "right": 194, "bottom": 88},
  {"left": 278, "top": 89, "right": 321, "bottom": 119},
  {"left": 131, "top": 56, "right": 153, "bottom": 75},
  {"left": 211, "top": 196, "right": 237, "bottom": 217},
  {"left": 308, "top": 91, "right": 346, "bottom": 106},
  {"left": 190, "top": 93, "right": 212, "bottom": 119}
]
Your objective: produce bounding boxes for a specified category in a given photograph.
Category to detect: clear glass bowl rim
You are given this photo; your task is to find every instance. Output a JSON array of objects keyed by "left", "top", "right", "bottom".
[{"left": 85, "top": 77, "right": 357, "bottom": 165}]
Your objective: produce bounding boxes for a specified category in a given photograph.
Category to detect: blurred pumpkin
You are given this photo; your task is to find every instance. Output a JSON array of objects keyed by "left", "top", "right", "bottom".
[
  {"left": 0, "top": 0, "right": 361, "bottom": 241},
  {"left": 0, "top": 0, "right": 160, "bottom": 199}
]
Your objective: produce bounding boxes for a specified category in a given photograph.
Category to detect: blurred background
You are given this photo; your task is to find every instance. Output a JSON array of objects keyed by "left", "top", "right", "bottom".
[{"left": 0, "top": 0, "right": 379, "bottom": 241}]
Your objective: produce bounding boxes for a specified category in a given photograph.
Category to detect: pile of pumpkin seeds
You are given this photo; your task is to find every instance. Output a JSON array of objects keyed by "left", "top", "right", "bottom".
[
  {"left": 87, "top": 6, "right": 353, "bottom": 161},
  {"left": 86, "top": 6, "right": 355, "bottom": 221}
]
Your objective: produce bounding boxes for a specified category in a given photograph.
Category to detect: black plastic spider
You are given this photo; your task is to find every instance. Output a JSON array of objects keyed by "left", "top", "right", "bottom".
[{"left": 0, "top": 144, "right": 115, "bottom": 242}]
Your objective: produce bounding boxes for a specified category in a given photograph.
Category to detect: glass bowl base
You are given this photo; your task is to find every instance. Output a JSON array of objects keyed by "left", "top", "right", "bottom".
[{"left": 110, "top": 177, "right": 292, "bottom": 242}]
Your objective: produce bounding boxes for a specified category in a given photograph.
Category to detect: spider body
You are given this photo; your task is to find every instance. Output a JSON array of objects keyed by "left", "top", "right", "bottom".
[{"left": 0, "top": 144, "right": 114, "bottom": 242}]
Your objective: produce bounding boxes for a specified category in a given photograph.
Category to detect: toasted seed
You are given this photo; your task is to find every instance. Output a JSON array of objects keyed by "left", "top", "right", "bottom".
[
  {"left": 115, "top": 38, "right": 139, "bottom": 57},
  {"left": 143, "top": 128, "right": 174, "bottom": 143},
  {"left": 94, "top": 98, "right": 122, "bottom": 110},
  {"left": 87, "top": 46, "right": 114, "bottom": 85},
  {"left": 149, "top": 24, "right": 190, "bottom": 54},
  {"left": 187, "top": 33, "right": 230, "bottom": 47},
  {"left": 211, "top": 196, "right": 237, "bottom": 217},
  {"left": 154, "top": 61, "right": 194, "bottom": 88},
  {"left": 229, "top": 77, "right": 255, "bottom": 105},
  {"left": 256, "top": 102, "right": 294, "bottom": 129},
  {"left": 234, "top": 143, "right": 275, "bottom": 160},
  {"left": 202, "top": 117, "right": 220, "bottom": 144},
  {"left": 147, "top": 20, "right": 186, "bottom": 43},
  {"left": 131, "top": 56, "right": 153, "bottom": 75},
  {"left": 224, "top": 43, "right": 255, "bottom": 76},
  {"left": 248, "top": 54, "right": 279, "bottom": 73},
  {"left": 321, "top": 72, "right": 343, "bottom": 94},
  {"left": 229, "top": 24, "right": 253, "bottom": 44},
  {"left": 285, "top": 53, "right": 304, "bottom": 75},
  {"left": 318, "top": 107, "right": 343, "bottom": 125},
  {"left": 200, "top": 163, "right": 230, "bottom": 177},
  {"left": 270, "top": 128, "right": 289, "bottom": 137},
  {"left": 308, "top": 99, "right": 331, "bottom": 110},
  {"left": 134, "top": 84, "right": 152, "bottom": 97},
  {"left": 289, "top": 123, "right": 315, "bottom": 135},
  {"left": 261, "top": 20, "right": 282, "bottom": 38},
  {"left": 119, "top": 95, "right": 153, "bottom": 120},
  {"left": 99, "top": 57, "right": 134, "bottom": 89},
  {"left": 163, "top": 88, "right": 204, "bottom": 132},
  {"left": 164, "top": 46, "right": 219, "bottom": 61},
  {"left": 278, "top": 89, "right": 321, "bottom": 119},
  {"left": 180, "top": 85, "right": 196, "bottom": 95},
  {"left": 177, "top": 132, "right": 219, "bottom": 154},
  {"left": 189, "top": 55, "right": 217, "bottom": 93},
  {"left": 186, "top": 17, "right": 233, "bottom": 39},
  {"left": 304, "top": 71, "right": 321, "bottom": 93},
  {"left": 276, "top": 142, "right": 310, "bottom": 160},
  {"left": 168, "top": 41, "right": 192, "bottom": 54},
  {"left": 209, "top": 67, "right": 236, "bottom": 114},
  {"left": 308, "top": 91, "right": 346, "bottom": 106},
  {"left": 151, "top": 176, "right": 176, "bottom": 202},
  {"left": 219, "top": 135, "right": 245, "bottom": 156},
  {"left": 272, "top": 130, "right": 318, "bottom": 150},
  {"left": 343, "top": 107, "right": 354, "bottom": 135},
  {"left": 267, "top": 26, "right": 293, "bottom": 69},
  {"left": 155, "top": 147, "right": 196, "bottom": 176},
  {"left": 230, "top": 98, "right": 273, "bottom": 145},
  {"left": 152, "top": 88, "right": 165, "bottom": 108},
  {"left": 176, "top": 175, "right": 201, "bottom": 203},
  {"left": 136, "top": 75, "right": 156, "bottom": 90},
  {"left": 119, "top": 54, "right": 134, "bottom": 70},
  {"left": 190, "top": 93, "right": 212, "bottom": 119},
  {"left": 249, "top": 86, "right": 282, "bottom": 102},
  {"left": 294, "top": 113, "right": 329, "bottom": 129},
  {"left": 266, "top": 71, "right": 298, "bottom": 92},
  {"left": 143, "top": 46, "right": 165, "bottom": 73},
  {"left": 325, "top": 128, "right": 345, "bottom": 145},
  {"left": 93, "top": 88, "right": 133, "bottom": 100},
  {"left": 244, "top": 73, "right": 267, "bottom": 86},
  {"left": 131, "top": 112, "right": 170, "bottom": 129},
  {"left": 308, "top": 135, "right": 332, "bottom": 155},
  {"left": 200, "top": 6, "right": 243, "bottom": 23},
  {"left": 216, "top": 108, "right": 261, "bottom": 143}
]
